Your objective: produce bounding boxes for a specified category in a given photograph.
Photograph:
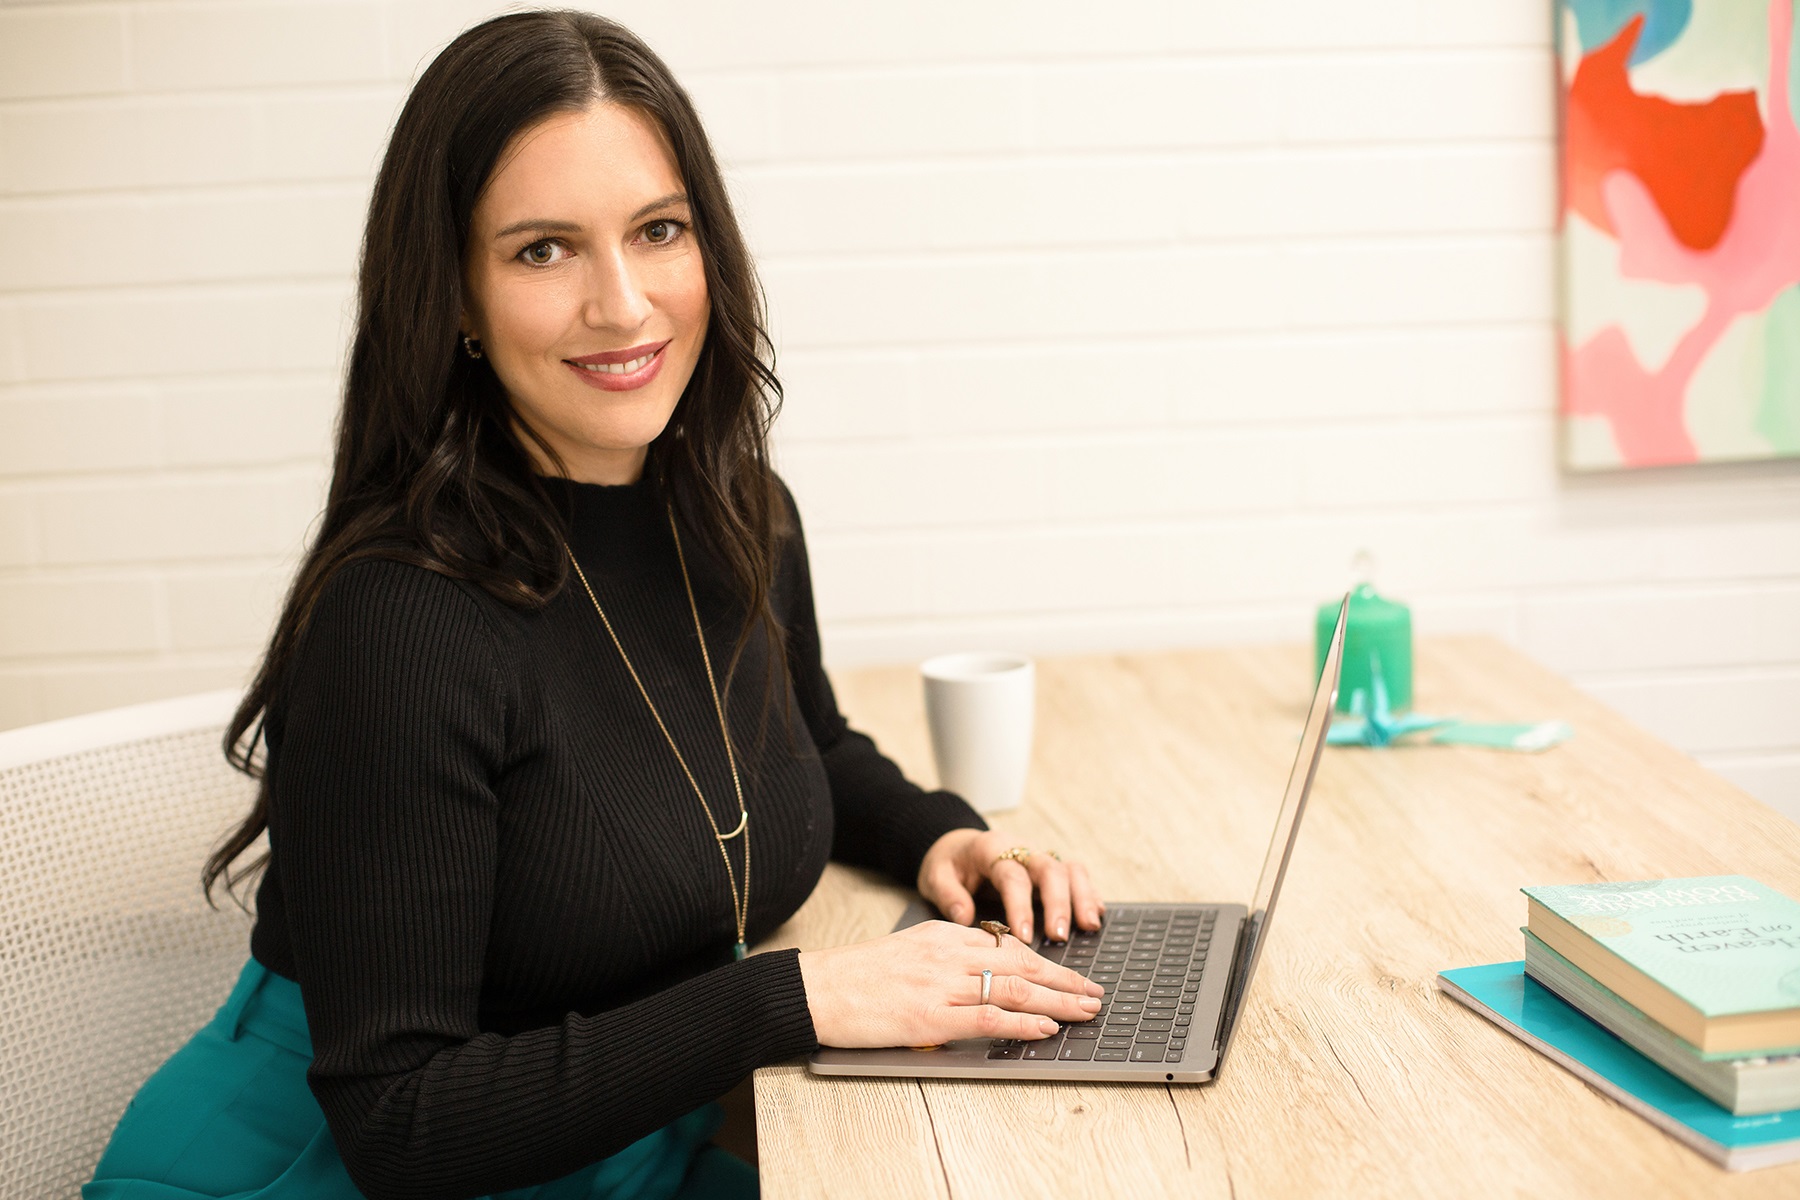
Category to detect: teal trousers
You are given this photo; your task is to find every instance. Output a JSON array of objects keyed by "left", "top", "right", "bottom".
[{"left": 85, "top": 958, "right": 757, "bottom": 1200}]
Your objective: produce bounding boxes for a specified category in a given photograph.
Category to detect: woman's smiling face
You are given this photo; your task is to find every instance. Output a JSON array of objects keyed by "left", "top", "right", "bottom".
[{"left": 461, "top": 101, "right": 709, "bottom": 484}]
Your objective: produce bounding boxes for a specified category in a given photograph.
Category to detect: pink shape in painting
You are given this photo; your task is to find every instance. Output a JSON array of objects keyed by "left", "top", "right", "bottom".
[{"left": 1567, "top": 1, "right": 1800, "bottom": 466}]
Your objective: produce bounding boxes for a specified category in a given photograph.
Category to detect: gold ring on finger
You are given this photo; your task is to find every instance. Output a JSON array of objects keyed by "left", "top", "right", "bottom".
[
  {"left": 979, "top": 969, "right": 993, "bottom": 1005},
  {"left": 991, "top": 846, "right": 1033, "bottom": 869},
  {"left": 979, "top": 919, "right": 1009, "bottom": 948}
]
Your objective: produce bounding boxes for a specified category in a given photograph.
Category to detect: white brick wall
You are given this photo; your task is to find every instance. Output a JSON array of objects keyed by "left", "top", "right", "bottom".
[{"left": 2, "top": 1, "right": 1797, "bottom": 820}]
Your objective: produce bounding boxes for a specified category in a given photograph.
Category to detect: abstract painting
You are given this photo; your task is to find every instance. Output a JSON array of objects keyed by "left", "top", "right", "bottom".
[{"left": 1559, "top": 0, "right": 1800, "bottom": 469}]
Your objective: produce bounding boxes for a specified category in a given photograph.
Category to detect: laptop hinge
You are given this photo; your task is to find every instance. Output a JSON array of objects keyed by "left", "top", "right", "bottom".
[{"left": 1210, "top": 913, "right": 1257, "bottom": 1074}]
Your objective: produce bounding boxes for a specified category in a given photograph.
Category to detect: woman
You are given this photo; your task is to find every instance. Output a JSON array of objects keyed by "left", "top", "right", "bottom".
[{"left": 86, "top": 10, "right": 1104, "bottom": 1200}]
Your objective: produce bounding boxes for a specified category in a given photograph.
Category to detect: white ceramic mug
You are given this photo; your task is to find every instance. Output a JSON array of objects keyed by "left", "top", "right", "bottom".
[{"left": 920, "top": 652, "right": 1035, "bottom": 814}]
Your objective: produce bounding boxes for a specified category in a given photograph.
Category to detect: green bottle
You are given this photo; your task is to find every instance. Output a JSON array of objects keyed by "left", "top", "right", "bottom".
[{"left": 1316, "top": 582, "right": 1412, "bottom": 715}]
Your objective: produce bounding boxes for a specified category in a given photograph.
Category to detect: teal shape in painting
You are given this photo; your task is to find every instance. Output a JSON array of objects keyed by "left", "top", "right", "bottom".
[
  {"left": 1791, "top": 0, "right": 1800, "bottom": 139},
  {"left": 1563, "top": 0, "right": 1693, "bottom": 64},
  {"left": 1757, "top": 285, "right": 1800, "bottom": 455}
]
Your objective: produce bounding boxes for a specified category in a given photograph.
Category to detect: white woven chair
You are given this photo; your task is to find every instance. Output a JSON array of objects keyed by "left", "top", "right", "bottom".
[{"left": 0, "top": 691, "right": 260, "bottom": 1198}]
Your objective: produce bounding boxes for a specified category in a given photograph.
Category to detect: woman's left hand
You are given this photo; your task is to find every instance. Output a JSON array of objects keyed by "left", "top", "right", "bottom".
[{"left": 916, "top": 828, "right": 1104, "bottom": 944}]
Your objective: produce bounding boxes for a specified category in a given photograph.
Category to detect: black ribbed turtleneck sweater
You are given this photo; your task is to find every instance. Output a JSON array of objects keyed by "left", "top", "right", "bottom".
[{"left": 248, "top": 474, "right": 985, "bottom": 1200}]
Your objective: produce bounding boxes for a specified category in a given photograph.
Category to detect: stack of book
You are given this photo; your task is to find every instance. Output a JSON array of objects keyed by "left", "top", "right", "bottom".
[{"left": 1438, "top": 875, "right": 1800, "bottom": 1172}]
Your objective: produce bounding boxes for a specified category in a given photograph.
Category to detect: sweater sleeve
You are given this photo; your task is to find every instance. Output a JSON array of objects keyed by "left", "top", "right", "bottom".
[
  {"left": 770, "top": 482, "right": 988, "bottom": 886},
  {"left": 266, "top": 560, "right": 818, "bottom": 1200}
]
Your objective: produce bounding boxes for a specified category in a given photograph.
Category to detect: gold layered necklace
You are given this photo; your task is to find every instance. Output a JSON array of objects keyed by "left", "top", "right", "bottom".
[{"left": 563, "top": 504, "right": 751, "bottom": 961}]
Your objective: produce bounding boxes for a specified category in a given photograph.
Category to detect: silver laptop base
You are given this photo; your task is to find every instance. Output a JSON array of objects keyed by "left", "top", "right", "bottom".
[{"left": 809, "top": 901, "right": 1247, "bottom": 1084}]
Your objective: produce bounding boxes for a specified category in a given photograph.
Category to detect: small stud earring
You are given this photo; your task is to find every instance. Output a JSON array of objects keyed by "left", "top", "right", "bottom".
[{"left": 461, "top": 334, "right": 484, "bottom": 360}]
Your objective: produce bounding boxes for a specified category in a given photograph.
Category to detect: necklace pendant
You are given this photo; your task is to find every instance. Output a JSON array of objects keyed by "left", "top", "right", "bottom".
[
  {"left": 719, "top": 809, "right": 748, "bottom": 840},
  {"left": 733, "top": 940, "right": 747, "bottom": 962}
]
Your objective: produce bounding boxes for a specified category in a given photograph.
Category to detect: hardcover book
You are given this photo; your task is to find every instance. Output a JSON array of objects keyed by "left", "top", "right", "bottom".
[
  {"left": 1523, "top": 930, "right": 1800, "bottom": 1115},
  {"left": 1438, "top": 962, "right": 1800, "bottom": 1172},
  {"left": 1523, "top": 876, "right": 1800, "bottom": 1054}
]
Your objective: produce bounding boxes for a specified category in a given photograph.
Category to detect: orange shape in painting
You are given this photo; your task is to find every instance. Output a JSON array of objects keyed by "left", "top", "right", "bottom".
[{"left": 1565, "top": 14, "right": 1765, "bottom": 251}]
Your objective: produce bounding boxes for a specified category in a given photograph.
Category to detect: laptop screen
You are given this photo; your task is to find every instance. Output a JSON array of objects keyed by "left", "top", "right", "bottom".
[
  {"left": 1215, "top": 594, "right": 1347, "bottom": 1062},
  {"left": 1251, "top": 594, "right": 1347, "bottom": 923}
]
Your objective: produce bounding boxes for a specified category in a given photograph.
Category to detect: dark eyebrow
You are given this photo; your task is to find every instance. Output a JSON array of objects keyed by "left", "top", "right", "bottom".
[
  {"left": 491, "top": 193, "right": 691, "bottom": 241},
  {"left": 493, "top": 218, "right": 582, "bottom": 241},
  {"left": 629, "top": 191, "right": 690, "bottom": 221}
]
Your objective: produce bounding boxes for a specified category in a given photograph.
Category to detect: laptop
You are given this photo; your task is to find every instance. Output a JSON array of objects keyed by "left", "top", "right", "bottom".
[{"left": 808, "top": 594, "right": 1348, "bottom": 1084}]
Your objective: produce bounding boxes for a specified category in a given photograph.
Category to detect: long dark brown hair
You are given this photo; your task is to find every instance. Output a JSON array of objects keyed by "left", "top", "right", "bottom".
[{"left": 204, "top": 9, "right": 787, "bottom": 905}]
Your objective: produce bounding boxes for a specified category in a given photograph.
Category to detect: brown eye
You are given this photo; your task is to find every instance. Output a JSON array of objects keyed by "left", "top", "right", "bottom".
[
  {"left": 644, "top": 220, "right": 683, "bottom": 245},
  {"left": 519, "top": 240, "right": 566, "bottom": 266}
]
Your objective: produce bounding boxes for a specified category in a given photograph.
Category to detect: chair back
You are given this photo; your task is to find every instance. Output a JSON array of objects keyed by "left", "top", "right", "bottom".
[{"left": 0, "top": 691, "right": 259, "bottom": 1198}]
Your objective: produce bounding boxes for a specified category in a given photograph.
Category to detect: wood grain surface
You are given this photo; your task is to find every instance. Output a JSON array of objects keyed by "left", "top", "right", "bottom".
[{"left": 753, "top": 636, "right": 1800, "bottom": 1197}]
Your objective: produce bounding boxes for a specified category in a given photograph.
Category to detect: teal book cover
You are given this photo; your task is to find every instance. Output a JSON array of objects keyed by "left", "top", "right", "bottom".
[
  {"left": 1438, "top": 961, "right": 1800, "bottom": 1171},
  {"left": 1523, "top": 876, "right": 1800, "bottom": 1018}
]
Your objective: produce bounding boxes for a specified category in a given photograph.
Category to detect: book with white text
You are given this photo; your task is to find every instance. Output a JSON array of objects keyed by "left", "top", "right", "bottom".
[{"left": 1524, "top": 876, "right": 1800, "bottom": 1054}]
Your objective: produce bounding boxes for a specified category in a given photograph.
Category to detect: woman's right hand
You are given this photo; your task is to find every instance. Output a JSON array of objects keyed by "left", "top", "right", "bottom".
[{"left": 796, "top": 919, "right": 1104, "bottom": 1048}]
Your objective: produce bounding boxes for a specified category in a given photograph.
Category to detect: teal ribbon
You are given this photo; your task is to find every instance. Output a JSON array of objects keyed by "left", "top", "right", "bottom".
[{"left": 1324, "top": 651, "right": 1572, "bottom": 753}]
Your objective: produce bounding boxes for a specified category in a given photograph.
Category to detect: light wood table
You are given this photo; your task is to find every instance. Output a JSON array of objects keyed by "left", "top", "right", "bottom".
[{"left": 753, "top": 636, "right": 1800, "bottom": 1198}]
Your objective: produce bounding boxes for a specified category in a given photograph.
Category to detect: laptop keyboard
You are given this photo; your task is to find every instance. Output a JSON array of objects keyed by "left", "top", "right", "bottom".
[{"left": 985, "top": 906, "right": 1217, "bottom": 1065}]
